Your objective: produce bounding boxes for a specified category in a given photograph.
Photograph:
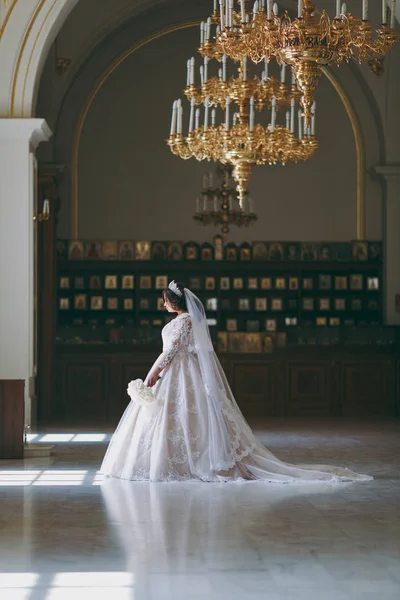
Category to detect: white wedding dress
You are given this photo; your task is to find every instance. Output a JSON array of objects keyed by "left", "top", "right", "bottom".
[{"left": 100, "top": 310, "right": 372, "bottom": 483}]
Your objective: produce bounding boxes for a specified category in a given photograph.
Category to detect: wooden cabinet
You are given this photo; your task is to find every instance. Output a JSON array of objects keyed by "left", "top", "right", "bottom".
[
  {"left": 53, "top": 346, "right": 399, "bottom": 423},
  {"left": 0, "top": 380, "right": 25, "bottom": 458}
]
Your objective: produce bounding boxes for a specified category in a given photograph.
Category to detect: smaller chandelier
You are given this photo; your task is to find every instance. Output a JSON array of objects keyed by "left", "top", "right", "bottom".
[
  {"left": 214, "top": 0, "right": 399, "bottom": 126},
  {"left": 193, "top": 164, "right": 257, "bottom": 237}
]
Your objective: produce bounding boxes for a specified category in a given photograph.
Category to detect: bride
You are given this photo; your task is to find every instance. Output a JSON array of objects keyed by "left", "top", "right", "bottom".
[{"left": 100, "top": 281, "right": 372, "bottom": 483}]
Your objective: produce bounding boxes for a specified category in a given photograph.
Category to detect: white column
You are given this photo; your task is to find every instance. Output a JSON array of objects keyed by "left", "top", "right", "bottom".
[
  {"left": 0, "top": 119, "right": 52, "bottom": 425},
  {"left": 375, "top": 164, "right": 400, "bottom": 325}
]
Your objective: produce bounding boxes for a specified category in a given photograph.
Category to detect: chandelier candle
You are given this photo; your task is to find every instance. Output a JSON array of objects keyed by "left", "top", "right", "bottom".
[
  {"left": 298, "top": 0, "right": 303, "bottom": 18},
  {"left": 362, "top": 0, "right": 368, "bottom": 21},
  {"left": 391, "top": 1, "right": 397, "bottom": 29},
  {"left": 290, "top": 98, "right": 295, "bottom": 133}
]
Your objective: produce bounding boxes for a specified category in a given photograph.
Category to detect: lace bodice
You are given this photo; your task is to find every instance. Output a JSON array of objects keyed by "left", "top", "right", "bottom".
[{"left": 152, "top": 313, "right": 193, "bottom": 373}]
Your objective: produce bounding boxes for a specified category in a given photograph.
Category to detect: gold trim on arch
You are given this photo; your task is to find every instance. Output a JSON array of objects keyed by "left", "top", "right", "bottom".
[
  {"left": 21, "top": 0, "right": 58, "bottom": 116},
  {"left": 71, "top": 22, "right": 365, "bottom": 239},
  {"left": 0, "top": 0, "right": 18, "bottom": 39},
  {"left": 320, "top": 66, "right": 365, "bottom": 240},
  {"left": 10, "top": 0, "right": 47, "bottom": 116}
]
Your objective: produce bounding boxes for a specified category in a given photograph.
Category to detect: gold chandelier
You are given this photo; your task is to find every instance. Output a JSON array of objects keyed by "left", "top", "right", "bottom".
[
  {"left": 194, "top": 164, "right": 257, "bottom": 237},
  {"left": 213, "top": 0, "right": 398, "bottom": 126},
  {"left": 167, "top": 25, "right": 317, "bottom": 206}
]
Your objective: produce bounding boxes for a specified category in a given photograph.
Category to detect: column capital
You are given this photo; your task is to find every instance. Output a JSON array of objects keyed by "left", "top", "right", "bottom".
[
  {"left": 0, "top": 119, "right": 52, "bottom": 149},
  {"left": 375, "top": 164, "right": 400, "bottom": 181}
]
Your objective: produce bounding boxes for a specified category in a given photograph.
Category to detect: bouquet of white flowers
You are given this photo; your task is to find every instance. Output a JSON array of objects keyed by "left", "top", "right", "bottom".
[{"left": 127, "top": 379, "right": 156, "bottom": 406}]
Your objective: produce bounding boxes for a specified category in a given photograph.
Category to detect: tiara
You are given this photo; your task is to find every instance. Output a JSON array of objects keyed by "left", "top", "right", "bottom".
[{"left": 168, "top": 280, "right": 182, "bottom": 297}]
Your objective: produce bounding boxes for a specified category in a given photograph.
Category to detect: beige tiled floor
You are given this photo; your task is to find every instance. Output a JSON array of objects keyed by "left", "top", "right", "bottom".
[{"left": 0, "top": 419, "right": 399, "bottom": 600}]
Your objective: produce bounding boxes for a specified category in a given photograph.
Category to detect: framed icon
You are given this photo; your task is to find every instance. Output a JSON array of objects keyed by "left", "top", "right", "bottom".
[
  {"left": 289, "top": 277, "right": 299, "bottom": 290},
  {"left": 85, "top": 241, "right": 102, "bottom": 260},
  {"left": 123, "top": 298, "right": 134, "bottom": 310},
  {"left": 255, "top": 297, "right": 267, "bottom": 311},
  {"left": 89, "top": 276, "right": 101, "bottom": 290},
  {"left": 90, "top": 296, "right": 103, "bottom": 310},
  {"left": 302, "top": 298, "right": 314, "bottom": 311},
  {"left": 240, "top": 247, "right": 252, "bottom": 261},
  {"left": 319, "top": 298, "right": 330, "bottom": 311},
  {"left": 185, "top": 243, "right": 199, "bottom": 261},
  {"left": 233, "top": 277, "right": 244, "bottom": 290},
  {"left": 206, "top": 298, "right": 218, "bottom": 311},
  {"left": 247, "top": 277, "right": 258, "bottom": 290},
  {"left": 275, "top": 277, "right": 286, "bottom": 290},
  {"left": 155, "top": 275, "right": 168, "bottom": 290},
  {"left": 271, "top": 298, "right": 283, "bottom": 311},
  {"left": 246, "top": 320, "right": 260, "bottom": 333},
  {"left": 122, "top": 275, "right": 134, "bottom": 290},
  {"left": 136, "top": 241, "right": 151, "bottom": 260},
  {"left": 244, "top": 333, "right": 262, "bottom": 353},
  {"left": 157, "top": 297, "right": 165, "bottom": 311},
  {"left": 200, "top": 245, "right": 213, "bottom": 261},
  {"left": 140, "top": 276, "right": 152, "bottom": 289},
  {"left": 74, "top": 276, "right": 85, "bottom": 290},
  {"left": 367, "top": 277, "right": 379, "bottom": 290},
  {"left": 302, "top": 278, "right": 313, "bottom": 290},
  {"left": 68, "top": 240, "right": 84, "bottom": 260},
  {"left": 318, "top": 274, "right": 332, "bottom": 290},
  {"left": 59, "top": 298, "right": 70, "bottom": 310},
  {"left": 350, "top": 275, "right": 363, "bottom": 290},
  {"left": 285, "top": 243, "right": 299, "bottom": 261},
  {"left": 269, "top": 242, "right": 283, "bottom": 260},
  {"left": 168, "top": 242, "right": 183, "bottom": 261},
  {"left": 335, "top": 298, "right": 346, "bottom": 311},
  {"left": 74, "top": 294, "right": 87, "bottom": 310},
  {"left": 151, "top": 242, "right": 167, "bottom": 261},
  {"left": 252, "top": 242, "right": 268, "bottom": 260},
  {"left": 72, "top": 318, "right": 84, "bottom": 326},
  {"left": 329, "top": 317, "right": 340, "bottom": 326},
  {"left": 105, "top": 318, "right": 116, "bottom": 326},
  {"left": 285, "top": 317, "right": 297, "bottom": 326},
  {"left": 107, "top": 297, "right": 118, "bottom": 310},
  {"left": 220, "top": 277, "right": 230, "bottom": 290},
  {"left": 214, "top": 236, "right": 224, "bottom": 261},
  {"left": 105, "top": 275, "right": 118, "bottom": 290},
  {"left": 351, "top": 298, "right": 362, "bottom": 310},
  {"left": 153, "top": 319, "right": 163, "bottom": 327},
  {"left": 352, "top": 240, "right": 368, "bottom": 261},
  {"left": 118, "top": 240, "right": 135, "bottom": 260},
  {"left": 238, "top": 297, "right": 250, "bottom": 310},
  {"left": 316, "top": 317, "right": 327, "bottom": 326},
  {"left": 205, "top": 277, "right": 216, "bottom": 290},
  {"left": 260, "top": 277, "right": 272, "bottom": 290},
  {"left": 368, "top": 300, "right": 379, "bottom": 310},
  {"left": 265, "top": 318, "right": 277, "bottom": 331},
  {"left": 335, "top": 276, "right": 348, "bottom": 290},
  {"left": 226, "top": 318, "right": 237, "bottom": 331},
  {"left": 102, "top": 241, "right": 118, "bottom": 260},
  {"left": 59, "top": 277, "right": 70, "bottom": 289},
  {"left": 218, "top": 332, "right": 228, "bottom": 353}
]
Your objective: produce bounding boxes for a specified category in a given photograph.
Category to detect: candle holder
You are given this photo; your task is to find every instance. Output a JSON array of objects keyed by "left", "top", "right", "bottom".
[
  {"left": 193, "top": 164, "right": 257, "bottom": 238},
  {"left": 33, "top": 199, "right": 50, "bottom": 222}
]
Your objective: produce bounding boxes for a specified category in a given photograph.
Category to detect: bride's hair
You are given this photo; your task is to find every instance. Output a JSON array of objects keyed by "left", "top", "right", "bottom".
[{"left": 162, "top": 281, "right": 187, "bottom": 311}]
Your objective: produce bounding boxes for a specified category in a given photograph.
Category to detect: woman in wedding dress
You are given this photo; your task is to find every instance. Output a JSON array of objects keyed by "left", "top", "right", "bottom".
[{"left": 100, "top": 281, "right": 372, "bottom": 483}]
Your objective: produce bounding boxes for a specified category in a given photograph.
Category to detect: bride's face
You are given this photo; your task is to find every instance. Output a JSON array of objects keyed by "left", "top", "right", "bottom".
[{"left": 163, "top": 297, "right": 177, "bottom": 313}]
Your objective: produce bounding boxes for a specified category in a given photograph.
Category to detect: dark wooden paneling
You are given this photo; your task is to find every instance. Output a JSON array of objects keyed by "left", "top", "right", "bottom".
[
  {"left": 232, "top": 360, "right": 276, "bottom": 417},
  {"left": 342, "top": 360, "right": 394, "bottom": 416},
  {"left": 287, "top": 362, "right": 330, "bottom": 416},
  {"left": 64, "top": 362, "right": 106, "bottom": 420},
  {"left": 0, "top": 380, "right": 25, "bottom": 459},
  {"left": 53, "top": 349, "right": 399, "bottom": 423}
]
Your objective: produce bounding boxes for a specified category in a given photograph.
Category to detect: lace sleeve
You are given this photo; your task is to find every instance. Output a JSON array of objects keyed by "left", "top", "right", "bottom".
[{"left": 151, "top": 315, "right": 192, "bottom": 374}]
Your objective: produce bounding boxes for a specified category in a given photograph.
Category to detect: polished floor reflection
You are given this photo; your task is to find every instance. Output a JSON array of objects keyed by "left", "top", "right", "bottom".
[{"left": 0, "top": 419, "right": 400, "bottom": 600}]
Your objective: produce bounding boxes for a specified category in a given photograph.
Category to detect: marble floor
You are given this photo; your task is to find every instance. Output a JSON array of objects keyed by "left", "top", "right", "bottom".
[{"left": 0, "top": 419, "right": 400, "bottom": 600}]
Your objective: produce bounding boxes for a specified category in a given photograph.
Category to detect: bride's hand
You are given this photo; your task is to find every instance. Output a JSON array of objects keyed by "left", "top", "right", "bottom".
[{"left": 146, "top": 371, "right": 159, "bottom": 388}]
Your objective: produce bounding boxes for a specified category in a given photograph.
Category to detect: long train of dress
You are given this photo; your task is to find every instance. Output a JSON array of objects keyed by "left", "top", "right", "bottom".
[{"left": 100, "top": 313, "right": 372, "bottom": 483}]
